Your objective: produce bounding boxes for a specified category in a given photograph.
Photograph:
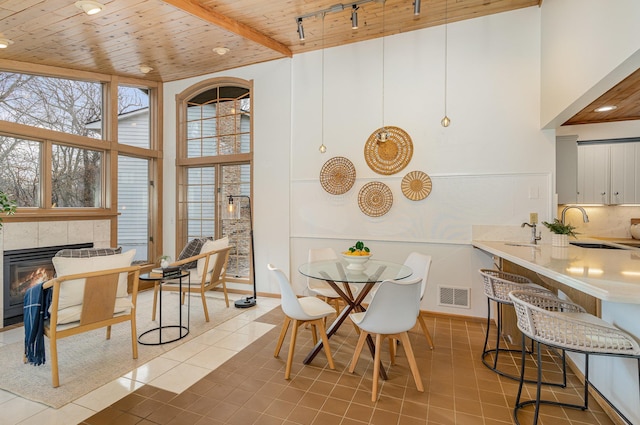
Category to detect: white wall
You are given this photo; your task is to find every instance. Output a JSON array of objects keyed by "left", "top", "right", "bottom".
[
  {"left": 289, "top": 7, "right": 553, "bottom": 318},
  {"left": 540, "top": 0, "right": 640, "bottom": 128}
]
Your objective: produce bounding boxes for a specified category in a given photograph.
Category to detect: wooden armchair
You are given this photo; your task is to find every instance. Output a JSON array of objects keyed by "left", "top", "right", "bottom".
[
  {"left": 43, "top": 265, "right": 141, "bottom": 387},
  {"left": 152, "top": 245, "right": 232, "bottom": 322}
]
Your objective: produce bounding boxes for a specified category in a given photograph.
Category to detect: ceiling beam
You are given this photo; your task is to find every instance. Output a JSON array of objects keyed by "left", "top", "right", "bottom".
[{"left": 162, "top": 0, "right": 292, "bottom": 58}]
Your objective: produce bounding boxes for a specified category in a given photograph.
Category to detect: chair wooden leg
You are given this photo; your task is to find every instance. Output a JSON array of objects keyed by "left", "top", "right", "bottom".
[
  {"left": 389, "top": 338, "right": 396, "bottom": 365},
  {"left": 152, "top": 283, "right": 159, "bottom": 320},
  {"left": 349, "top": 330, "right": 369, "bottom": 373},
  {"left": 106, "top": 325, "right": 112, "bottom": 340},
  {"left": 274, "top": 316, "right": 291, "bottom": 357},
  {"left": 50, "top": 337, "right": 60, "bottom": 388},
  {"left": 310, "top": 323, "right": 318, "bottom": 345},
  {"left": 130, "top": 313, "right": 138, "bottom": 359},
  {"left": 417, "top": 314, "right": 434, "bottom": 349},
  {"left": 285, "top": 319, "right": 300, "bottom": 380},
  {"left": 201, "top": 290, "right": 210, "bottom": 322},
  {"left": 399, "top": 331, "right": 424, "bottom": 392},
  {"left": 221, "top": 280, "right": 230, "bottom": 308},
  {"left": 372, "top": 333, "right": 383, "bottom": 402},
  {"left": 317, "top": 319, "right": 335, "bottom": 370}
]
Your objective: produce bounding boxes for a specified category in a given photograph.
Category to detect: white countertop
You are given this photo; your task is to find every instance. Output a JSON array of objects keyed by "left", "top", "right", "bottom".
[{"left": 472, "top": 240, "right": 640, "bottom": 304}]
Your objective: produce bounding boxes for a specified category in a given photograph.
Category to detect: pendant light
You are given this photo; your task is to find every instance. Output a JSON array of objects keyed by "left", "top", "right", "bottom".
[
  {"left": 376, "top": 0, "right": 389, "bottom": 143},
  {"left": 319, "top": 13, "right": 327, "bottom": 154},
  {"left": 441, "top": 0, "right": 451, "bottom": 127}
]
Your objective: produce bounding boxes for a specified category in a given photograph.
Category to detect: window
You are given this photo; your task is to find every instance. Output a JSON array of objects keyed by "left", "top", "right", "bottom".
[
  {"left": 0, "top": 72, "right": 103, "bottom": 138},
  {"left": 0, "top": 137, "right": 40, "bottom": 207},
  {"left": 177, "top": 78, "right": 253, "bottom": 282},
  {"left": 51, "top": 144, "right": 102, "bottom": 208},
  {"left": 0, "top": 68, "right": 161, "bottom": 264}
]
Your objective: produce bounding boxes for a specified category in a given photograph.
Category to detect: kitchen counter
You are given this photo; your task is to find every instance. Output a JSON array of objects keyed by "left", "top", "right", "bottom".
[{"left": 472, "top": 239, "right": 640, "bottom": 304}]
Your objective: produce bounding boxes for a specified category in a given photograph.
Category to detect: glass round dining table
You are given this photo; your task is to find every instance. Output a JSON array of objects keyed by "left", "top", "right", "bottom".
[{"left": 298, "top": 258, "right": 413, "bottom": 378}]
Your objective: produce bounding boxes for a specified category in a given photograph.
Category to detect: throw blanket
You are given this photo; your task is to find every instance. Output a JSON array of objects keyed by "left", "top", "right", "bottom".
[{"left": 23, "top": 283, "right": 51, "bottom": 366}]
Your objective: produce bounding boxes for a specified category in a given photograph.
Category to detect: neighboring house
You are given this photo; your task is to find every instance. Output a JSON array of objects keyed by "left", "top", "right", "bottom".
[{"left": 87, "top": 108, "right": 150, "bottom": 261}]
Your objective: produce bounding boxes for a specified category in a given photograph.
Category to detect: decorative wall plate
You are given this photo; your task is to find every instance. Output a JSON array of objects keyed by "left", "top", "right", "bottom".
[
  {"left": 364, "top": 126, "right": 413, "bottom": 175},
  {"left": 401, "top": 171, "right": 432, "bottom": 201},
  {"left": 319, "top": 156, "right": 356, "bottom": 195},
  {"left": 358, "top": 181, "right": 393, "bottom": 217}
]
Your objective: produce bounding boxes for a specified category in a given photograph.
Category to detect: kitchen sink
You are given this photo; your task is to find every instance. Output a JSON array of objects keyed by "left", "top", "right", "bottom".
[{"left": 569, "top": 242, "right": 625, "bottom": 250}]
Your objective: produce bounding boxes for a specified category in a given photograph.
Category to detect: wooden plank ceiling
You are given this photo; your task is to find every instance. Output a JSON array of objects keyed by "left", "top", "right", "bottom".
[
  {"left": 0, "top": 0, "right": 538, "bottom": 82},
  {"left": 1, "top": 0, "right": 638, "bottom": 126}
]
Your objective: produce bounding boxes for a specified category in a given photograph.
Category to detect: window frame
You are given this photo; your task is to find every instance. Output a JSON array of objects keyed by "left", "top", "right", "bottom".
[
  {"left": 0, "top": 60, "right": 163, "bottom": 262},
  {"left": 175, "top": 77, "right": 254, "bottom": 284}
]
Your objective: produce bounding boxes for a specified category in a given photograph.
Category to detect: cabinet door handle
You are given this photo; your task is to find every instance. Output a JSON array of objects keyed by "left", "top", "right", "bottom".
[
  {"left": 614, "top": 192, "right": 620, "bottom": 196},
  {"left": 601, "top": 192, "right": 606, "bottom": 196}
]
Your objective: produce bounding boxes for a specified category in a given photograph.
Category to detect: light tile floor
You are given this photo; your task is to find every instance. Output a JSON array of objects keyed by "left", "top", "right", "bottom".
[
  {"left": 0, "top": 292, "right": 620, "bottom": 425},
  {"left": 0, "top": 292, "right": 281, "bottom": 425}
]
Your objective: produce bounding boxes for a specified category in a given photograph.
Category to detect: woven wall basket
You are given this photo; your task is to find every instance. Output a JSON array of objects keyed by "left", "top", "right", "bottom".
[
  {"left": 358, "top": 181, "right": 393, "bottom": 217},
  {"left": 364, "top": 126, "right": 413, "bottom": 175},
  {"left": 401, "top": 171, "right": 432, "bottom": 201},
  {"left": 319, "top": 156, "right": 356, "bottom": 195}
]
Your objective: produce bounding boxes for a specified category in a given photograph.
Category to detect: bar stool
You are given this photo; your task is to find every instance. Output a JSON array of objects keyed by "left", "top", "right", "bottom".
[
  {"left": 509, "top": 290, "right": 640, "bottom": 425},
  {"left": 479, "top": 269, "right": 565, "bottom": 384}
]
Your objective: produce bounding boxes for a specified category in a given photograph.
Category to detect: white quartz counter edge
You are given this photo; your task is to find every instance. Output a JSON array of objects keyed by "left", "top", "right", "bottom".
[{"left": 472, "top": 240, "right": 640, "bottom": 304}]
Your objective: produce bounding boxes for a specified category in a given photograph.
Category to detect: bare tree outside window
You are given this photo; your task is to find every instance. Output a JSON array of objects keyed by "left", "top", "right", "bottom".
[{"left": 0, "top": 72, "right": 148, "bottom": 208}]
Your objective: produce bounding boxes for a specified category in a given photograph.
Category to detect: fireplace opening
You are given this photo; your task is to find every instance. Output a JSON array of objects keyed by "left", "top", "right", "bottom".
[{"left": 3, "top": 243, "right": 93, "bottom": 326}]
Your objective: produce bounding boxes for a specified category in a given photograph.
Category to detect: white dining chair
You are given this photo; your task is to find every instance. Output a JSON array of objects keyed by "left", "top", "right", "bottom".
[
  {"left": 403, "top": 252, "right": 434, "bottom": 349},
  {"left": 306, "top": 248, "right": 342, "bottom": 315},
  {"left": 348, "top": 277, "right": 424, "bottom": 401},
  {"left": 268, "top": 264, "right": 336, "bottom": 379}
]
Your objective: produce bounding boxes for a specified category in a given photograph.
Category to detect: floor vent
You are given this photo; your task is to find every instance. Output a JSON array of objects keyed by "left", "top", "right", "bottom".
[{"left": 438, "top": 286, "right": 470, "bottom": 309}]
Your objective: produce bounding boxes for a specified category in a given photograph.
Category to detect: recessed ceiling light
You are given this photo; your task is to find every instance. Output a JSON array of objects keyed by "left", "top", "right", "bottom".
[
  {"left": 213, "top": 47, "right": 230, "bottom": 56},
  {"left": 75, "top": 1, "right": 105, "bottom": 15},
  {"left": 594, "top": 105, "right": 617, "bottom": 112},
  {"left": 139, "top": 65, "right": 153, "bottom": 74},
  {"left": 0, "top": 38, "right": 14, "bottom": 49}
]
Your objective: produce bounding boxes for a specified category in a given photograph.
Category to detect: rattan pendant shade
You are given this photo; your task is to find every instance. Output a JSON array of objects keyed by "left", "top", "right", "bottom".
[{"left": 364, "top": 126, "right": 413, "bottom": 175}]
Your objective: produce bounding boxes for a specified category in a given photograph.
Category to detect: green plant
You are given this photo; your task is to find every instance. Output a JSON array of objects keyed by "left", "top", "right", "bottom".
[
  {"left": 542, "top": 219, "right": 578, "bottom": 238},
  {"left": 347, "top": 241, "right": 370, "bottom": 254},
  {"left": 0, "top": 191, "right": 17, "bottom": 229}
]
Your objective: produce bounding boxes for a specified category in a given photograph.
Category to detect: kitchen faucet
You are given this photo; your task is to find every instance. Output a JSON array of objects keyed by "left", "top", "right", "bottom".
[
  {"left": 560, "top": 206, "right": 589, "bottom": 225},
  {"left": 521, "top": 222, "right": 542, "bottom": 245}
]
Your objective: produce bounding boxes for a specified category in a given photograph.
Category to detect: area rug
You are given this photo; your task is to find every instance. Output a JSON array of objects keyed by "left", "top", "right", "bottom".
[{"left": 0, "top": 290, "right": 245, "bottom": 409}]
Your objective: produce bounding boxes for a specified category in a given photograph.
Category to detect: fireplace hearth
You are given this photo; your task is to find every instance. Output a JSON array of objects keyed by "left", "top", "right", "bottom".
[{"left": 3, "top": 243, "right": 93, "bottom": 326}]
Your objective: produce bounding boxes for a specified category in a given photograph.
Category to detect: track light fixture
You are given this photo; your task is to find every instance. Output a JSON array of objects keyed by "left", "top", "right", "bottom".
[
  {"left": 295, "top": 0, "right": 388, "bottom": 39},
  {"left": 297, "top": 18, "right": 305, "bottom": 41},
  {"left": 351, "top": 5, "right": 359, "bottom": 30},
  {"left": 413, "top": 0, "right": 421, "bottom": 16}
]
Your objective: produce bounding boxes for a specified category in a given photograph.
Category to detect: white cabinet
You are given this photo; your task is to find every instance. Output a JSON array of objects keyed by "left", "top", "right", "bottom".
[
  {"left": 610, "top": 143, "right": 638, "bottom": 204},
  {"left": 577, "top": 144, "right": 609, "bottom": 204},
  {"left": 576, "top": 142, "right": 640, "bottom": 204},
  {"left": 556, "top": 135, "right": 578, "bottom": 204}
]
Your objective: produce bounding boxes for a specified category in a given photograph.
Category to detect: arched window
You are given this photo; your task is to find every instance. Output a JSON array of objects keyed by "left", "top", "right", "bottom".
[{"left": 176, "top": 78, "right": 253, "bottom": 283}]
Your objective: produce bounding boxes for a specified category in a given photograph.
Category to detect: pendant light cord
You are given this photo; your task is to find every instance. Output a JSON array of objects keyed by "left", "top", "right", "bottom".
[
  {"left": 319, "top": 13, "right": 327, "bottom": 153},
  {"left": 444, "top": 2, "right": 448, "bottom": 117},
  {"left": 381, "top": 0, "right": 385, "bottom": 130}
]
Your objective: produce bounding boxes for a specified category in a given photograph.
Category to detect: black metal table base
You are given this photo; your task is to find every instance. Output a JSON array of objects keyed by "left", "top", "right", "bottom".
[
  {"left": 138, "top": 325, "right": 189, "bottom": 346},
  {"left": 137, "top": 271, "right": 190, "bottom": 346}
]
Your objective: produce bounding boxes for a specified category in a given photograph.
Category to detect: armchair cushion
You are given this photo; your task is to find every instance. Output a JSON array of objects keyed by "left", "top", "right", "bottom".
[
  {"left": 197, "top": 237, "right": 229, "bottom": 278},
  {"left": 177, "top": 238, "right": 208, "bottom": 269},
  {"left": 51, "top": 249, "right": 136, "bottom": 323},
  {"left": 55, "top": 247, "right": 122, "bottom": 258}
]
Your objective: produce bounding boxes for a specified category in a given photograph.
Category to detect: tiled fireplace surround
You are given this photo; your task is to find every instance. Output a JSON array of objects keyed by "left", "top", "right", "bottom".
[{"left": 0, "top": 220, "right": 111, "bottom": 329}]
